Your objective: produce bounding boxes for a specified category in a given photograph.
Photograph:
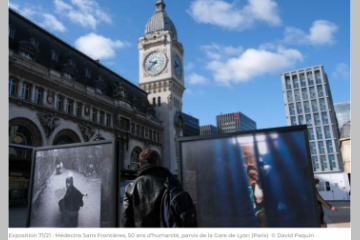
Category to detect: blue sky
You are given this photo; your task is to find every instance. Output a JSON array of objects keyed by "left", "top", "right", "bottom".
[{"left": 8, "top": 0, "right": 350, "bottom": 129}]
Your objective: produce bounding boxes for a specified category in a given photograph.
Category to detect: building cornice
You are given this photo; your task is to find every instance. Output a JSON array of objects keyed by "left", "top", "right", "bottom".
[
  {"left": 9, "top": 96, "right": 163, "bottom": 139},
  {"left": 9, "top": 53, "right": 163, "bottom": 128}
]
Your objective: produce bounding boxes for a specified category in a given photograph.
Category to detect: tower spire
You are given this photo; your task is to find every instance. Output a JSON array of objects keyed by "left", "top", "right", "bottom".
[{"left": 155, "top": 0, "right": 166, "bottom": 12}]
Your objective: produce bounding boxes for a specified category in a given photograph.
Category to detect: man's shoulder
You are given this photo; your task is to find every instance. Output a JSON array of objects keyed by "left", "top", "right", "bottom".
[
  {"left": 137, "top": 164, "right": 171, "bottom": 177},
  {"left": 133, "top": 170, "right": 175, "bottom": 186}
]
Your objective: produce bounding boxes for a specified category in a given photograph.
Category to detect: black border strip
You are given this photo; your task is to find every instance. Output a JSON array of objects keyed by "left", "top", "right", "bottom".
[{"left": 177, "top": 125, "right": 308, "bottom": 142}]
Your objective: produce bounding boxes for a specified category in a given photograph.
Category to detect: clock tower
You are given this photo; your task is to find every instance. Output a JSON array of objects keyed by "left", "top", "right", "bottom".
[{"left": 138, "top": 0, "right": 185, "bottom": 174}]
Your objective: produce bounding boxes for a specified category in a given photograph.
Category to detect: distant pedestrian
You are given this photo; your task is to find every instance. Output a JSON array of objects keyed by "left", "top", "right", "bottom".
[{"left": 314, "top": 178, "right": 337, "bottom": 227}]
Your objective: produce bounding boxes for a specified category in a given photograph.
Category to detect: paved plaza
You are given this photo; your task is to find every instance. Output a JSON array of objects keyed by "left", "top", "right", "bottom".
[
  {"left": 9, "top": 201, "right": 350, "bottom": 228},
  {"left": 324, "top": 201, "right": 351, "bottom": 228}
]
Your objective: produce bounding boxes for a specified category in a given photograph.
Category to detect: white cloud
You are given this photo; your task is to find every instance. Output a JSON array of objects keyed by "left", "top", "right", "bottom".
[
  {"left": 187, "top": 0, "right": 281, "bottom": 31},
  {"left": 9, "top": 1, "right": 66, "bottom": 32},
  {"left": 206, "top": 46, "right": 304, "bottom": 86},
  {"left": 283, "top": 20, "right": 338, "bottom": 46},
  {"left": 54, "top": 0, "right": 112, "bottom": 30},
  {"left": 42, "top": 14, "right": 66, "bottom": 32},
  {"left": 68, "top": 11, "right": 97, "bottom": 29},
  {"left": 245, "top": 0, "right": 281, "bottom": 26},
  {"left": 308, "top": 20, "right": 338, "bottom": 45},
  {"left": 187, "top": 73, "right": 209, "bottom": 85},
  {"left": 223, "top": 45, "right": 245, "bottom": 55},
  {"left": 9, "top": 2, "right": 20, "bottom": 10},
  {"left": 8, "top": 1, "right": 36, "bottom": 17},
  {"left": 22, "top": 8, "right": 36, "bottom": 17},
  {"left": 71, "top": 0, "right": 111, "bottom": 23},
  {"left": 332, "top": 63, "right": 350, "bottom": 80},
  {"left": 185, "top": 62, "right": 195, "bottom": 71},
  {"left": 54, "top": 0, "right": 72, "bottom": 11},
  {"left": 283, "top": 27, "right": 307, "bottom": 44},
  {"left": 75, "top": 33, "right": 130, "bottom": 60},
  {"left": 201, "top": 43, "right": 243, "bottom": 60}
]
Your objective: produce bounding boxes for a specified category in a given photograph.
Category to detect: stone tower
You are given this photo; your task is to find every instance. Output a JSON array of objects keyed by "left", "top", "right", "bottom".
[{"left": 138, "top": 0, "right": 185, "bottom": 174}]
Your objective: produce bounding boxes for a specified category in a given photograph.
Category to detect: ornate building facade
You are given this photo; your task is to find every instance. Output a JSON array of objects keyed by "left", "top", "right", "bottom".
[{"left": 9, "top": 8, "right": 164, "bottom": 204}]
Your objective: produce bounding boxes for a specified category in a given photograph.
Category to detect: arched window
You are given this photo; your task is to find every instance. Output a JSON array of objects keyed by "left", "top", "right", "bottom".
[
  {"left": 9, "top": 125, "right": 34, "bottom": 146},
  {"left": 153, "top": 97, "right": 156, "bottom": 107},
  {"left": 52, "top": 129, "right": 81, "bottom": 145},
  {"left": 158, "top": 96, "right": 161, "bottom": 106},
  {"left": 130, "top": 147, "right": 142, "bottom": 171},
  {"left": 9, "top": 118, "right": 43, "bottom": 147},
  {"left": 53, "top": 135, "right": 74, "bottom": 145},
  {"left": 9, "top": 124, "right": 36, "bottom": 160}
]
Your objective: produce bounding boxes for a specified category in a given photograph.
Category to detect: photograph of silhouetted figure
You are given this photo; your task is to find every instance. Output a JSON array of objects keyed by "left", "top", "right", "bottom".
[
  {"left": 28, "top": 142, "right": 121, "bottom": 228},
  {"left": 58, "top": 175, "right": 85, "bottom": 227}
]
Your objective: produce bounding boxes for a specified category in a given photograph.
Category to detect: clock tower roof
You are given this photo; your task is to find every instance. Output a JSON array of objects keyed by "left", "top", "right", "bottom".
[{"left": 145, "top": 0, "right": 177, "bottom": 38}]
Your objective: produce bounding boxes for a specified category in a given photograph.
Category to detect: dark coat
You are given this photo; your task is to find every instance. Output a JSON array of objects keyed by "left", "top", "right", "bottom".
[
  {"left": 59, "top": 186, "right": 84, "bottom": 213},
  {"left": 58, "top": 185, "right": 84, "bottom": 227},
  {"left": 122, "top": 164, "right": 181, "bottom": 227}
]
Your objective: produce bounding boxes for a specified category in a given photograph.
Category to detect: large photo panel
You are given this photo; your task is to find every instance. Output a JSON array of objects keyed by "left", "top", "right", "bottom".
[
  {"left": 27, "top": 140, "right": 118, "bottom": 228},
  {"left": 179, "top": 126, "right": 319, "bottom": 227}
]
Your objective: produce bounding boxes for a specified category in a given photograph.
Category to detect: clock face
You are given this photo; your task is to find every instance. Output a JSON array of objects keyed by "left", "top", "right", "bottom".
[
  {"left": 144, "top": 51, "right": 166, "bottom": 75},
  {"left": 174, "top": 55, "right": 182, "bottom": 76}
]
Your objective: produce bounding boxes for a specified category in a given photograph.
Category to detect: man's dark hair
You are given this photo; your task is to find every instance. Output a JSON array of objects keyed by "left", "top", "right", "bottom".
[
  {"left": 139, "top": 149, "right": 159, "bottom": 165},
  {"left": 247, "top": 165, "right": 257, "bottom": 174}
]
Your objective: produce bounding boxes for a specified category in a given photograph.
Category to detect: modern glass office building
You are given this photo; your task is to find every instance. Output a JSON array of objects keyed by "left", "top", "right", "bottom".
[
  {"left": 216, "top": 112, "right": 257, "bottom": 134},
  {"left": 181, "top": 112, "right": 200, "bottom": 137},
  {"left": 281, "top": 65, "right": 342, "bottom": 173},
  {"left": 200, "top": 124, "right": 218, "bottom": 136},
  {"left": 334, "top": 102, "right": 351, "bottom": 137}
]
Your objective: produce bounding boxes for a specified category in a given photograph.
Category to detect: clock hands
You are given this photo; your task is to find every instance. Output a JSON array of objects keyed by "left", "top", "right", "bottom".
[{"left": 147, "top": 60, "right": 158, "bottom": 71}]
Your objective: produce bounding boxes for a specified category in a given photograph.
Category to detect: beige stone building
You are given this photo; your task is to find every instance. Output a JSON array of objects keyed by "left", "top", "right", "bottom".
[{"left": 339, "top": 121, "right": 351, "bottom": 176}]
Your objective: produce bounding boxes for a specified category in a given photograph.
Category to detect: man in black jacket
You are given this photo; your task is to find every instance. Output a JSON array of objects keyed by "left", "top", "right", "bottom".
[
  {"left": 122, "top": 149, "right": 181, "bottom": 227},
  {"left": 58, "top": 175, "right": 84, "bottom": 227}
]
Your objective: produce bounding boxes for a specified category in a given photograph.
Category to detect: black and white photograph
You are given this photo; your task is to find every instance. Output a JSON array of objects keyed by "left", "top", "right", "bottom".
[{"left": 27, "top": 141, "right": 117, "bottom": 228}]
